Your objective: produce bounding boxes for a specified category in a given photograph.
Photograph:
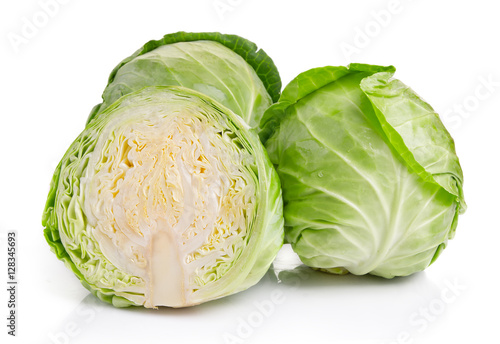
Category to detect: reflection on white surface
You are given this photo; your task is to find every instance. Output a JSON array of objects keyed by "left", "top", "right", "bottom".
[{"left": 42, "top": 245, "right": 462, "bottom": 344}]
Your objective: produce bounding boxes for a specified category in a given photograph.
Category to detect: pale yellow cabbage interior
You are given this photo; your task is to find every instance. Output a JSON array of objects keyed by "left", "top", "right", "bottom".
[{"left": 81, "top": 106, "right": 256, "bottom": 307}]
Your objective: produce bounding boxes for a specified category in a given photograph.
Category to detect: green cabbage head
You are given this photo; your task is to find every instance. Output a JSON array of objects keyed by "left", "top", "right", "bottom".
[
  {"left": 43, "top": 86, "right": 284, "bottom": 307},
  {"left": 260, "top": 63, "right": 466, "bottom": 278},
  {"left": 87, "top": 31, "right": 281, "bottom": 130}
]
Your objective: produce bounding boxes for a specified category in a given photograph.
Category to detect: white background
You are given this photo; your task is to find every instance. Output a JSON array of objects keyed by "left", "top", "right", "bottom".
[{"left": 1, "top": 0, "right": 499, "bottom": 343}]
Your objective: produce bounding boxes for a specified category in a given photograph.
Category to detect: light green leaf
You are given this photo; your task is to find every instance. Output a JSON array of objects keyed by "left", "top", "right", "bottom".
[
  {"left": 87, "top": 32, "right": 281, "bottom": 129},
  {"left": 264, "top": 64, "right": 464, "bottom": 278}
]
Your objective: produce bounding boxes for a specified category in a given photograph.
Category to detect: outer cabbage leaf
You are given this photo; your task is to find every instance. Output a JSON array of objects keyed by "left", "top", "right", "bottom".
[
  {"left": 87, "top": 32, "right": 281, "bottom": 129},
  {"left": 43, "top": 86, "right": 284, "bottom": 307},
  {"left": 360, "top": 72, "right": 466, "bottom": 216},
  {"left": 261, "top": 63, "right": 465, "bottom": 278}
]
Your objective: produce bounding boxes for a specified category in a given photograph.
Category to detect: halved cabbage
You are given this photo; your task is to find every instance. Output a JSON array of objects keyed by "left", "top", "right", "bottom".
[{"left": 43, "top": 86, "right": 284, "bottom": 307}]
